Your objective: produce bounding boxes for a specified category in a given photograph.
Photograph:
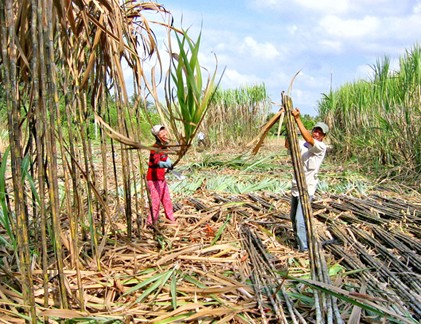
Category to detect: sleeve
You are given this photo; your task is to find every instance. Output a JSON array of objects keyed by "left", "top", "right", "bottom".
[
  {"left": 150, "top": 151, "right": 161, "bottom": 166},
  {"left": 158, "top": 156, "right": 172, "bottom": 168},
  {"left": 309, "top": 140, "right": 326, "bottom": 154}
]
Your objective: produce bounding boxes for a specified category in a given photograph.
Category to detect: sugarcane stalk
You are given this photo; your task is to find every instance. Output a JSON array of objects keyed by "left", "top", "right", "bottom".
[
  {"left": 282, "top": 94, "right": 318, "bottom": 265},
  {"left": 248, "top": 228, "right": 300, "bottom": 323},
  {"left": 242, "top": 227, "right": 287, "bottom": 323},
  {"left": 248, "top": 107, "right": 285, "bottom": 155},
  {"left": 1, "top": 0, "right": 37, "bottom": 320},
  {"left": 282, "top": 92, "right": 342, "bottom": 323},
  {"left": 240, "top": 225, "right": 307, "bottom": 323}
]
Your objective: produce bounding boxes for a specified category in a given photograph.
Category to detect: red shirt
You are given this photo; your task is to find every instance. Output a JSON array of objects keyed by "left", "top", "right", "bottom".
[{"left": 146, "top": 144, "right": 169, "bottom": 181}]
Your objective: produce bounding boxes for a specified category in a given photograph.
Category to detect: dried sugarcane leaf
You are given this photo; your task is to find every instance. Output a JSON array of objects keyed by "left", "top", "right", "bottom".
[
  {"left": 248, "top": 108, "right": 284, "bottom": 155},
  {"left": 290, "top": 277, "right": 415, "bottom": 323},
  {"left": 40, "top": 309, "right": 86, "bottom": 319},
  {"left": 347, "top": 281, "right": 366, "bottom": 324}
]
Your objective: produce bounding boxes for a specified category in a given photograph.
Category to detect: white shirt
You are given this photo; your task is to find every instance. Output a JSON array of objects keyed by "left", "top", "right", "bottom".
[{"left": 291, "top": 139, "right": 327, "bottom": 197}]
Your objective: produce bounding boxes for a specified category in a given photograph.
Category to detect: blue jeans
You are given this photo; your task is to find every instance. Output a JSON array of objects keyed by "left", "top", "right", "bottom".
[{"left": 290, "top": 196, "right": 312, "bottom": 251}]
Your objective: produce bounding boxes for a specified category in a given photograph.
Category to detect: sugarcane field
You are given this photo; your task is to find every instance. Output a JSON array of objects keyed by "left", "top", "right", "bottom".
[{"left": 0, "top": 1, "right": 420, "bottom": 323}]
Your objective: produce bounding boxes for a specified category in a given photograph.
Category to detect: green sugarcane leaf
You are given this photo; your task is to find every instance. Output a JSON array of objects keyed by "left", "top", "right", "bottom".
[
  {"left": 182, "top": 274, "right": 207, "bottom": 289},
  {"left": 123, "top": 271, "right": 166, "bottom": 296},
  {"left": 135, "top": 276, "right": 166, "bottom": 304},
  {"left": 170, "top": 272, "right": 177, "bottom": 310},
  {"left": 135, "top": 268, "right": 177, "bottom": 304},
  {"left": 287, "top": 291, "right": 314, "bottom": 305},
  {"left": 328, "top": 263, "right": 346, "bottom": 276},
  {"left": 21, "top": 155, "right": 41, "bottom": 205},
  {"left": 0, "top": 146, "right": 15, "bottom": 249},
  {"left": 211, "top": 214, "right": 232, "bottom": 246}
]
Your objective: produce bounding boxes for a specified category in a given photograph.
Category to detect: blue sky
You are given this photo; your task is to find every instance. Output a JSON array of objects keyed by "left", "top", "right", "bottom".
[{"left": 147, "top": 0, "right": 421, "bottom": 116}]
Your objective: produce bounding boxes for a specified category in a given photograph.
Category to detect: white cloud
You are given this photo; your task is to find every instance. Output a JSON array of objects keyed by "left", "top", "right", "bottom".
[
  {"left": 249, "top": 0, "right": 282, "bottom": 9},
  {"left": 294, "top": 0, "right": 349, "bottom": 14},
  {"left": 414, "top": 2, "right": 421, "bottom": 14},
  {"left": 250, "top": 0, "right": 349, "bottom": 14},
  {"left": 348, "top": 0, "right": 417, "bottom": 16},
  {"left": 378, "top": 15, "right": 421, "bottom": 44},
  {"left": 290, "top": 89, "right": 318, "bottom": 113},
  {"left": 239, "top": 37, "right": 280, "bottom": 60},
  {"left": 317, "top": 40, "right": 343, "bottom": 53},
  {"left": 129, "top": 1, "right": 421, "bottom": 116},
  {"left": 319, "top": 15, "right": 380, "bottom": 39},
  {"left": 222, "top": 69, "right": 262, "bottom": 89},
  {"left": 287, "top": 25, "right": 298, "bottom": 35}
]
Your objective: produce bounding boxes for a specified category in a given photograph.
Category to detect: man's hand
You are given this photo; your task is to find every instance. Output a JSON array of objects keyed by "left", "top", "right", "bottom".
[
  {"left": 291, "top": 107, "right": 314, "bottom": 145},
  {"left": 291, "top": 108, "right": 301, "bottom": 120}
]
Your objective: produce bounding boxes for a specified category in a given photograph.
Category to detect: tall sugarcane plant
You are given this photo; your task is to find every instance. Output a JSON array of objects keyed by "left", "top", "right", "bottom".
[
  {"left": 204, "top": 84, "right": 271, "bottom": 147},
  {"left": 0, "top": 0, "right": 198, "bottom": 321},
  {"left": 1, "top": 0, "right": 37, "bottom": 319},
  {"left": 318, "top": 44, "right": 421, "bottom": 187}
]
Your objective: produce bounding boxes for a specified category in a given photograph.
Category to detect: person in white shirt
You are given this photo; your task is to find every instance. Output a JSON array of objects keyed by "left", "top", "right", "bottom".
[
  {"left": 285, "top": 108, "right": 329, "bottom": 252},
  {"left": 197, "top": 131, "right": 206, "bottom": 147}
]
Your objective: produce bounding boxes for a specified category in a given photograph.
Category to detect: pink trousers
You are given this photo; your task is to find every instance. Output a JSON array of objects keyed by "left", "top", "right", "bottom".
[{"left": 147, "top": 180, "right": 175, "bottom": 225}]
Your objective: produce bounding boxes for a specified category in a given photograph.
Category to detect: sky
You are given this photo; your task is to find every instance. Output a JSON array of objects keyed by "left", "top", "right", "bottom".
[{"left": 142, "top": 0, "right": 421, "bottom": 116}]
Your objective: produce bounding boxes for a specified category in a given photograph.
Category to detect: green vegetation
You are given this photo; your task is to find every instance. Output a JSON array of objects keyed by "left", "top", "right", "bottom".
[
  {"left": 204, "top": 84, "right": 271, "bottom": 146},
  {"left": 0, "top": 1, "right": 220, "bottom": 321},
  {"left": 318, "top": 44, "right": 421, "bottom": 188},
  {"left": 0, "top": 0, "right": 419, "bottom": 321},
  {"left": 162, "top": 29, "right": 220, "bottom": 164}
]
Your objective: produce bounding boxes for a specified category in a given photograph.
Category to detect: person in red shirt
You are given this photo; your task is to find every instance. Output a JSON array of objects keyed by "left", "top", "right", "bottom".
[{"left": 146, "top": 125, "right": 176, "bottom": 226}]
